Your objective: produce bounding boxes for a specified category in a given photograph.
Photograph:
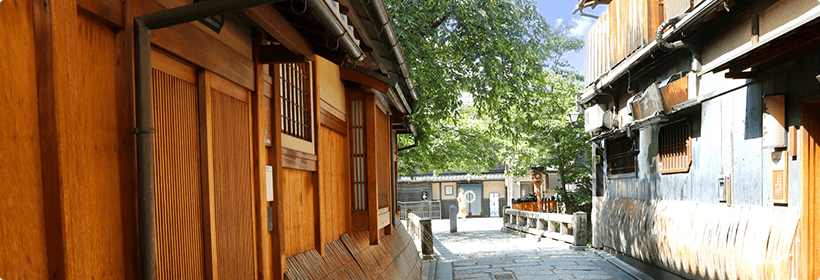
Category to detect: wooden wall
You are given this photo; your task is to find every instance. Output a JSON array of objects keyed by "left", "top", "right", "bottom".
[
  {"left": 585, "top": 0, "right": 664, "bottom": 86},
  {"left": 0, "top": 0, "right": 48, "bottom": 277},
  {"left": 0, "top": 0, "right": 414, "bottom": 278},
  {"left": 319, "top": 127, "right": 352, "bottom": 245},
  {"left": 283, "top": 168, "right": 317, "bottom": 257}
]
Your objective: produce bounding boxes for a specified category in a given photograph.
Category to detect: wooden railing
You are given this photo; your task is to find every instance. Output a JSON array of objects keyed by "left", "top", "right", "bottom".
[{"left": 503, "top": 208, "right": 587, "bottom": 250}]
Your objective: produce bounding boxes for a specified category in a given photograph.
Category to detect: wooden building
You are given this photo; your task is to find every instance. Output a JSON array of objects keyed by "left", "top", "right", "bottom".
[
  {"left": 575, "top": 0, "right": 820, "bottom": 278},
  {"left": 0, "top": 0, "right": 421, "bottom": 279},
  {"left": 398, "top": 171, "right": 508, "bottom": 218}
]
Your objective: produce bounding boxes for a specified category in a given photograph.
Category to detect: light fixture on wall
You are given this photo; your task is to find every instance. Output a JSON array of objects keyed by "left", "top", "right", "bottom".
[{"left": 816, "top": 74, "right": 820, "bottom": 83}]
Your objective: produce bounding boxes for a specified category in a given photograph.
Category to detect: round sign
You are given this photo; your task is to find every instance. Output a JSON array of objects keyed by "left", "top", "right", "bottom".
[
  {"left": 464, "top": 190, "right": 476, "bottom": 203},
  {"left": 421, "top": 191, "right": 429, "bottom": 200}
]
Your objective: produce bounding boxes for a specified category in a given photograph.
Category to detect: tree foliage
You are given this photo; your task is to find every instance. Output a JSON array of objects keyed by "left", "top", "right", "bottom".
[{"left": 387, "top": 0, "right": 591, "bottom": 211}]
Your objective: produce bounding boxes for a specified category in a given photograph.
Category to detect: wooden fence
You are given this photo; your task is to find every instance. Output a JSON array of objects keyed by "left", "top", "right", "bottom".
[{"left": 503, "top": 208, "right": 587, "bottom": 250}]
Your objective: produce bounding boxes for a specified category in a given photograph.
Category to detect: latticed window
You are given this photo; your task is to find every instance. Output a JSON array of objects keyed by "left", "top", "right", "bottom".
[
  {"left": 277, "top": 63, "right": 312, "bottom": 141},
  {"left": 607, "top": 136, "right": 636, "bottom": 175},
  {"left": 658, "top": 120, "right": 692, "bottom": 174},
  {"left": 349, "top": 99, "right": 367, "bottom": 210}
]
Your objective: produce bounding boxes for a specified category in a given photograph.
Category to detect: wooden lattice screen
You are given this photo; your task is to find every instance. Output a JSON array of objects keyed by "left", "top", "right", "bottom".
[
  {"left": 349, "top": 99, "right": 367, "bottom": 210},
  {"left": 659, "top": 120, "right": 692, "bottom": 174},
  {"left": 277, "top": 63, "right": 312, "bottom": 141},
  {"left": 607, "top": 136, "right": 636, "bottom": 175}
]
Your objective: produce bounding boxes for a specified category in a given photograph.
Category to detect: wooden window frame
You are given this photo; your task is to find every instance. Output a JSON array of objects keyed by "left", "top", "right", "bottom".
[
  {"left": 658, "top": 120, "right": 692, "bottom": 174},
  {"left": 273, "top": 62, "right": 317, "bottom": 171},
  {"left": 606, "top": 135, "right": 637, "bottom": 176}
]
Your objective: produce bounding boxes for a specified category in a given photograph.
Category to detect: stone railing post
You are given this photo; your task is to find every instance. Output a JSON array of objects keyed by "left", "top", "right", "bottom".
[
  {"left": 421, "top": 218, "right": 434, "bottom": 259},
  {"left": 449, "top": 205, "right": 457, "bottom": 233},
  {"left": 571, "top": 211, "right": 587, "bottom": 251}
]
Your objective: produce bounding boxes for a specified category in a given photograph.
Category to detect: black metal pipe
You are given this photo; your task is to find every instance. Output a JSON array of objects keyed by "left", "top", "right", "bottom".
[
  {"left": 133, "top": 1, "right": 280, "bottom": 279},
  {"left": 133, "top": 22, "right": 156, "bottom": 280}
]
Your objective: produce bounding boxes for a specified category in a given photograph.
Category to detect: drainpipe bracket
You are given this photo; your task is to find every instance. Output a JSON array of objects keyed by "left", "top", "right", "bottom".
[{"left": 132, "top": 127, "right": 156, "bottom": 134}]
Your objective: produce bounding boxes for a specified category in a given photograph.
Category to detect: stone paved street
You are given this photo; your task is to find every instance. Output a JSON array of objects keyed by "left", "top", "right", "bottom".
[{"left": 429, "top": 218, "right": 635, "bottom": 280}]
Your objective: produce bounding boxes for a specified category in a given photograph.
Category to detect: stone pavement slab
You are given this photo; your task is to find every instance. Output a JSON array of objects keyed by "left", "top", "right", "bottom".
[{"left": 428, "top": 218, "right": 636, "bottom": 280}]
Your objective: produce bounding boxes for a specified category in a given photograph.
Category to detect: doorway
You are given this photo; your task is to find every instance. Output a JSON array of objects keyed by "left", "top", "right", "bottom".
[{"left": 458, "top": 184, "right": 483, "bottom": 216}]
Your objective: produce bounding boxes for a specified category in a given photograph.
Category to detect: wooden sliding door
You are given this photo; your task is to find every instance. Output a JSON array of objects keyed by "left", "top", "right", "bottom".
[{"left": 151, "top": 51, "right": 207, "bottom": 279}]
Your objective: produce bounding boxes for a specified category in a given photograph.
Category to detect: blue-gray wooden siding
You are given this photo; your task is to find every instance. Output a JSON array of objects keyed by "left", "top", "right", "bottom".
[{"left": 604, "top": 49, "right": 820, "bottom": 209}]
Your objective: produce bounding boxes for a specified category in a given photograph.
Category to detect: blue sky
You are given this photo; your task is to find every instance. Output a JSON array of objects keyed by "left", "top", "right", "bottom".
[{"left": 535, "top": 1, "right": 607, "bottom": 75}]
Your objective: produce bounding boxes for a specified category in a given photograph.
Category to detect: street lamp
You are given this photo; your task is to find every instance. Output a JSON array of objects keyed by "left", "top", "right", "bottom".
[{"left": 566, "top": 111, "right": 581, "bottom": 124}]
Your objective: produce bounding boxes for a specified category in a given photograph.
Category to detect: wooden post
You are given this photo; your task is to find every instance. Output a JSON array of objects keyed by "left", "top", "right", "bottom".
[
  {"left": 365, "top": 94, "right": 379, "bottom": 245},
  {"left": 449, "top": 205, "right": 458, "bottom": 233},
  {"left": 421, "top": 218, "right": 434, "bottom": 259},
  {"left": 252, "top": 33, "right": 273, "bottom": 280},
  {"left": 571, "top": 212, "right": 587, "bottom": 251}
]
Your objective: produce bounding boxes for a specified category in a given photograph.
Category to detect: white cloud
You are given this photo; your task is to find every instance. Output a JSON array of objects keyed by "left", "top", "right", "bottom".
[
  {"left": 555, "top": 18, "right": 564, "bottom": 26},
  {"left": 569, "top": 16, "right": 596, "bottom": 38}
]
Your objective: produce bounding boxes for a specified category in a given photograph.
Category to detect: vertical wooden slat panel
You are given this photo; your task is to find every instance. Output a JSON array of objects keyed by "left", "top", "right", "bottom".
[
  {"left": 151, "top": 53, "right": 206, "bottom": 280},
  {"left": 283, "top": 169, "right": 316, "bottom": 257},
  {"left": 211, "top": 86, "right": 256, "bottom": 279},
  {"left": 800, "top": 100, "right": 820, "bottom": 280}
]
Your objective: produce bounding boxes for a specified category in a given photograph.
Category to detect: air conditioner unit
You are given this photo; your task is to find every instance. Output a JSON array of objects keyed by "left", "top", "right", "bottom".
[{"left": 584, "top": 104, "right": 616, "bottom": 133}]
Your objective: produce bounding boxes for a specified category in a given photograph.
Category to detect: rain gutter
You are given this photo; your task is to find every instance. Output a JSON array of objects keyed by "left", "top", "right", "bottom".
[
  {"left": 306, "top": 0, "right": 366, "bottom": 61},
  {"left": 362, "top": 0, "right": 418, "bottom": 107}
]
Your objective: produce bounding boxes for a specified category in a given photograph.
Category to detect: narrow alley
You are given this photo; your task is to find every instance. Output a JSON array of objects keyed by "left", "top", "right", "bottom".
[{"left": 418, "top": 218, "right": 648, "bottom": 280}]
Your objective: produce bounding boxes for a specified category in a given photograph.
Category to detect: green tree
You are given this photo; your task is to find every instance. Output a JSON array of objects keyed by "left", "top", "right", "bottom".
[{"left": 388, "top": 0, "right": 590, "bottom": 212}]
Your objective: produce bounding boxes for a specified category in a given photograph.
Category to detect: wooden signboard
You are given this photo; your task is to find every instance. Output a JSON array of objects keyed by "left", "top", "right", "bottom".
[{"left": 771, "top": 150, "right": 788, "bottom": 204}]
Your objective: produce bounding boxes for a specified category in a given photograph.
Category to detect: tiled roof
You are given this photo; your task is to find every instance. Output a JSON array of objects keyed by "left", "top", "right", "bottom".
[{"left": 398, "top": 172, "right": 506, "bottom": 183}]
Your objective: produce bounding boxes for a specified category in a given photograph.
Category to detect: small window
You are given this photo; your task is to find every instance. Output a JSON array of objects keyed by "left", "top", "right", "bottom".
[
  {"left": 349, "top": 99, "right": 367, "bottom": 210},
  {"left": 278, "top": 63, "right": 312, "bottom": 141},
  {"left": 607, "top": 136, "right": 636, "bottom": 175},
  {"left": 658, "top": 120, "right": 691, "bottom": 174}
]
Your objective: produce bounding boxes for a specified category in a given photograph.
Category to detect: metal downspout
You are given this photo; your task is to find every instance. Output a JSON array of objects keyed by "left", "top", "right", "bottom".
[
  {"left": 655, "top": 14, "right": 702, "bottom": 73},
  {"left": 133, "top": 1, "right": 280, "bottom": 279}
]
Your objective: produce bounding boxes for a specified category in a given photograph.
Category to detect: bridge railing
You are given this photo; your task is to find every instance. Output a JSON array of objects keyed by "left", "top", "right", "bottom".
[{"left": 503, "top": 208, "right": 587, "bottom": 250}]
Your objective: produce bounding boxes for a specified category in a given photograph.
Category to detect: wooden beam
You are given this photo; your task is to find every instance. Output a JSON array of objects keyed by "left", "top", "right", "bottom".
[
  {"left": 144, "top": 0, "right": 255, "bottom": 90},
  {"left": 258, "top": 44, "right": 305, "bottom": 64},
  {"left": 270, "top": 49, "right": 287, "bottom": 279},
  {"left": 243, "top": 5, "right": 315, "bottom": 61},
  {"left": 198, "top": 71, "right": 220, "bottom": 280},
  {"left": 341, "top": 65, "right": 395, "bottom": 94},
  {"left": 312, "top": 61, "right": 324, "bottom": 255},
  {"left": 77, "top": 0, "right": 124, "bottom": 28},
  {"left": 366, "top": 94, "right": 380, "bottom": 245},
  {"left": 252, "top": 34, "right": 273, "bottom": 280}
]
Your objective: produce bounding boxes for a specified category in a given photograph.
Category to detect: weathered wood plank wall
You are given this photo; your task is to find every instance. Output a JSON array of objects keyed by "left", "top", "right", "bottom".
[
  {"left": 597, "top": 197, "right": 798, "bottom": 279},
  {"left": 585, "top": 0, "right": 665, "bottom": 86},
  {"left": 0, "top": 0, "right": 49, "bottom": 277}
]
